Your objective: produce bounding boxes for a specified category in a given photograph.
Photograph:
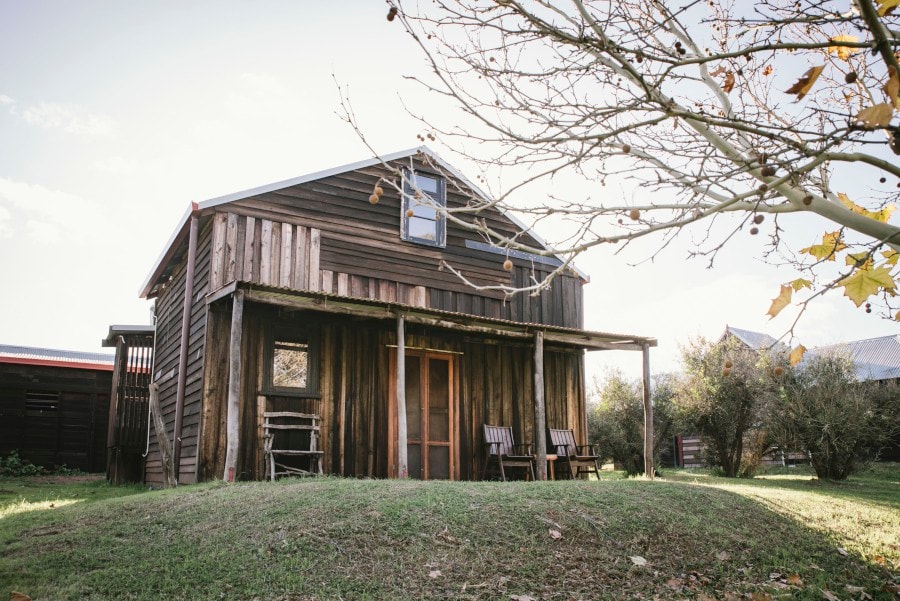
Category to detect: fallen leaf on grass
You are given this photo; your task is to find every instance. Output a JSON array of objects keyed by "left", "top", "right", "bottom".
[
  {"left": 509, "top": 595, "right": 536, "bottom": 601},
  {"left": 871, "top": 555, "right": 886, "bottom": 565},
  {"left": 548, "top": 529, "right": 562, "bottom": 540},
  {"left": 821, "top": 589, "right": 841, "bottom": 601},
  {"left": 630, "top": 556, "right": 648, "bottom": 566},
  {"left": 428, "top": 570, "right": 442, "bottom": 579},
  {"left": 697, "top": 595, "right": 717, "bottom": 601},
  {"left": 786, "top": 574, "right": 804, "bottom": 587},
  {"left": 716, "top": 550, "right": 732, "bottom": 561},
  {"left": 666, "top": 577, "right": 682, "bottom": 589},
  {"left": 750, "top": 592, "right": 773, "bottom": 601},
  {"left": 837, "top": 547, "right": 849, "bottom": 556},
  {"left": 883, "top": 582, "right": 900, "bottom": 593},
  {"left": 10, "top": 593, "right": 32, "bottom": 601}
]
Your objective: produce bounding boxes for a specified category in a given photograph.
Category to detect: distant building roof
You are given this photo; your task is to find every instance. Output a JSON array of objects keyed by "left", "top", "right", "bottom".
[
  {"left": 0, "top": 344, "right": 114, "bottom": 371},
  {"left": 806, "top": 335, "right": 900, "bottom": 382},
  {"left": 723, "top": 326, "right": 780, "bottom": 351}
]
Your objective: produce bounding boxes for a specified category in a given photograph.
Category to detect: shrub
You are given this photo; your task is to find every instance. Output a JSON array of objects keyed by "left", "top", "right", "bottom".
[
  {"left": 769, "top": 354, "right": 900, "bottom": 480},
  {"left": 587, "top": 371, "right": 675, "bottom": 476},
  {"left": 0, "top": 450, "right": 46, "bottom": 477}
]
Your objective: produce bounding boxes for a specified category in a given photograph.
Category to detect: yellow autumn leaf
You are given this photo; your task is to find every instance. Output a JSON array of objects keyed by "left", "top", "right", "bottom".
[
  {"left": 883, "top": 249, "right": 899, "bottom": 266},
  {"left": 877, "top": 0, "right": 900, "bottom": 16},
  {"left": 790, "top": 278, "right": 813, "bottom": 291},
  {"left": 885, "top": 67, "right": 900, "bottom": 110},
  {"left": 845, "top": 252, "right": 874, "bottom": 270},
  {"left": 839, "top": 265, "right": 897, "bottom": 306},
  {"left": 854, "top": 103, "right": 895, "bottom": 128},
  {"left": 838, "top": 192, "right": 895, "bottom": 223},
  {"left": 789, "top": 345, "right": 807, "bottom": 366},
  {"left": 896, "top": 310, "right": 900, "bottom": 321},
  {"left": 767, "top": 284, "right": 793, "bottom": 319},
  {"left": 800, "top": 231, "right": 847, "bottom": 261},
  {"left": 828, "top": 35, "right": 858, "bottom": 61},
  {"left": 786, "top": 65, "right": 825, "bottom": 101}
]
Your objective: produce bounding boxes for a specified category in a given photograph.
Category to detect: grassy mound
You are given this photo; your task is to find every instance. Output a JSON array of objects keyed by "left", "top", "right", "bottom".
[{"left": 1, "top": 467, "right": 897, "bottom": 600}]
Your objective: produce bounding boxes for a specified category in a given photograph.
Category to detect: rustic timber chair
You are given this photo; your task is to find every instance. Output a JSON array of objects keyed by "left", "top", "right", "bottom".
[
  {"left": 547, "top": 428, "right": 601, "bottom": 480},
  {"left": 263, "top": 412, "right": 323, "bottom": 480},
  {"left": 482, "top": 424, "right": 535, "bottom": 481}
]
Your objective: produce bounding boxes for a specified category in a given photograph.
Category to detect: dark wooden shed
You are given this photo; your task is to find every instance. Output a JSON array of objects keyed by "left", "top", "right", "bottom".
[
  {"left": 131, "top": 147, "right": 656, "bottom": 485},
  {"left": 0, "top": 344, "right": 113, "bottom": 472}
]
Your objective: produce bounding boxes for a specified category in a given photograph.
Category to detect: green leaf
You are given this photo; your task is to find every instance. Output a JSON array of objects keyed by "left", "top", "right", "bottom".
[{"left": 839, "top": 266, "right": 897, "bottom": 306}]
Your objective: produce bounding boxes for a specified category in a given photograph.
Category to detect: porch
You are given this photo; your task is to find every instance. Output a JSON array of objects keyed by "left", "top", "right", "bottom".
[{"left": 198, "top": 282, "right": 656, "bottom": 482}]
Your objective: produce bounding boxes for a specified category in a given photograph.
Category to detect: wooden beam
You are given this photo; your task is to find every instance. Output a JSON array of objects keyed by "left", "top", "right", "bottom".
[
  {"left": 534, "top": 331, "right": 547, "bottom": 481},
  {"left": 396, "top": 313, "right": 408, "bottom": 479},
  {"left": 149, "top": 383, "right": 176, "bottom": 488},
  {"left": 239, "top": 286, "right": 657, "bottom": 351},
  {"left": 642, "top": 342, "right": 654, "bottom": 479},
  {"left": 223, "top": 290, "right": 244, "bottom": 482},
  {"left": 173, "top": 212, "right": 199, "bottom": 481}
]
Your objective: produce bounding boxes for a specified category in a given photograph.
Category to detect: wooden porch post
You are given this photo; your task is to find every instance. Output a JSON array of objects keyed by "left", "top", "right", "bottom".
[
  {"left": 396, "top": 313, "right": 408, "bottom": 479},
  {"left": 534, "top": 331, "right": 547, "bottom": 481},
  {"left": 223, "top": 290, "right": 244, "bottom": 483},
  {"left": 642, "top": 342, "right": 654, "bottom": 479}
]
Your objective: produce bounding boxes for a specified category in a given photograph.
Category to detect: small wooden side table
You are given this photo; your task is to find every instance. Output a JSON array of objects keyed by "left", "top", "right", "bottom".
[{"left": 545, "top": 454, "right": 558, "bottom": 480}]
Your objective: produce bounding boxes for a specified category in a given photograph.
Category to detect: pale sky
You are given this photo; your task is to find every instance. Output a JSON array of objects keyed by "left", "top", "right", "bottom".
[{"left": 0, "top": 1, "right": 895, "bottom": 382}]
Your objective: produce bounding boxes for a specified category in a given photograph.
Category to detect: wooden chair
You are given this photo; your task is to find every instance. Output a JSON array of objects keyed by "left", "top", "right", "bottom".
[
  {"left": 263, "top": 412, "right": 323, "bottom": 480},
  {"left": 547, "top": 428, "right": 601, "bottom": 480},
  {"left": 482, "top": 424, "right": 535, "bottom": 481}
]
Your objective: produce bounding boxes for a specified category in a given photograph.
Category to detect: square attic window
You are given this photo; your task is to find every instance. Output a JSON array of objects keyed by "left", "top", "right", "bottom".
[{"left": 401, "top": 171, "right": 446, "bottom": 247}]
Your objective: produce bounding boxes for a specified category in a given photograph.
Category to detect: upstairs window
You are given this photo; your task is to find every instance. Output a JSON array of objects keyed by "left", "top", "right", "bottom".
[{"left": 401, "top": 171, "right": 446, "bottom": 247}]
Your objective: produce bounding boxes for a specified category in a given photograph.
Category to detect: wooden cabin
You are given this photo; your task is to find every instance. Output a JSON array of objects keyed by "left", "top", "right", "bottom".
[
  {"left": 0, "top": 344, "right": 113, "bottom": 472},
  {"left": 131, "top": 147, "right": 656, "bottom": 485}
]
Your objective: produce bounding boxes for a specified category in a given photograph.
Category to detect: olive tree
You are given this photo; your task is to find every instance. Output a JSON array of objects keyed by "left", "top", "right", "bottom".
[
  {"left": 769, "top": 353, "right": 900, "bottom": 479},
  {"left": 587, "top": 371, "right": 676, "bottom": 476},
  {"left": 675, "top": 335, "right": 777, "bottom": 477}
]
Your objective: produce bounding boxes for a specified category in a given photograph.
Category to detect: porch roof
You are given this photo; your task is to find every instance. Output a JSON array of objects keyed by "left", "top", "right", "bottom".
[{"left": 209, "top": 281, "right": 656, "bottom": 352}]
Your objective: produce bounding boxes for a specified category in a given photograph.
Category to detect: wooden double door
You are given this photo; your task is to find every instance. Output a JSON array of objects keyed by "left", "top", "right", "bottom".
[{"left": 392, "top": 351, "right": 456, "bottom": 480}]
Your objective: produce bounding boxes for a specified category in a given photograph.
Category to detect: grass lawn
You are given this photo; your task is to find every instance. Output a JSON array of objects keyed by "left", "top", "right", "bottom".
[{"left": 0, "top": 466, "right": 897, "bottom": 600}]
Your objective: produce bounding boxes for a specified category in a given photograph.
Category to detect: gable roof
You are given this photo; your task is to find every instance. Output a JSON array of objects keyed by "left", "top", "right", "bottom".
[
  {"left": 723, "top": 326, "right": 780, "bottom": 351},
  {"left": 0, "top": 344, "right": 114, "bottom": 371},
  {"left": 140, "top": 146, "right": 587, "bottom": 298},
  {"left": 806, "top": 334, "right": 900, "bottom": 382}
]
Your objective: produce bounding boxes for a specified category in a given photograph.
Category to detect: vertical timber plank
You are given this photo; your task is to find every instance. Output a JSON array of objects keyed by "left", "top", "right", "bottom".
[{"left": 280, "top": 223, "right": 293, "bottom": 287}]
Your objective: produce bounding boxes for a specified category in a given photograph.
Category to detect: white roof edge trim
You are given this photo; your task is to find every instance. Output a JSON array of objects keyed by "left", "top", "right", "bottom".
[
  {"left": 141, "top": 145, "right": 589, "bottom": 296},
  {"left": 138, "top": 203, "right": 195, "bottom": 299}
]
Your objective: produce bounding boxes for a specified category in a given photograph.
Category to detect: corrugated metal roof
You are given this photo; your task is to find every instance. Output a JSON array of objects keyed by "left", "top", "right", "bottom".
[
  {"left": 224, "top": 281, "right": 657, "bottom": 349},
  {"left": 725, "top": 326, "right": 780, "bottom": 350},
  {"left": 806, "top": 334, "right": 900, "bottom": 382},
  {"left": 0, "top": 344, "right": 114, "bottom": 369}
]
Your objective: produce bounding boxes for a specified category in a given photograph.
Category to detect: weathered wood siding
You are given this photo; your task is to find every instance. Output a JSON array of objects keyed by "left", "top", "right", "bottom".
[
  {"left": 205, "top": 160, "right": 584, "bottom": 329},
  {"left": 145, "top": 220, "right": 213, "bottom": 486},
  {"left": 0, "top": 363, "right": 111, "bottom": 472},
  {"left": 196, "top": 306, "right": 585, "bottom": 481}
]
